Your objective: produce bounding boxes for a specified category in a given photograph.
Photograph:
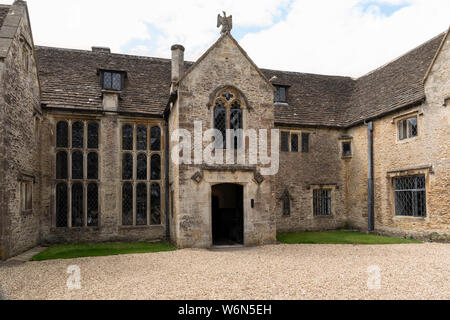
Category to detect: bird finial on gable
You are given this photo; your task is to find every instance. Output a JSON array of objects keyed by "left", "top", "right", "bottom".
[{"left": 217, "top": 11, "right": 233, "bottom": 35}]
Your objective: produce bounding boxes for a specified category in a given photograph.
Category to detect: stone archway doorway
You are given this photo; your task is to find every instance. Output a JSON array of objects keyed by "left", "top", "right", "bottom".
[{"left": 211, "top": 183, "right": 244, "bottom": 246}]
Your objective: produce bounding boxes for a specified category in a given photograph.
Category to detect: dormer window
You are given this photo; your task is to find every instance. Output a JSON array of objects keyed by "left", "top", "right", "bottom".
[
  {"left": 102, "top": 70, "right": 123, "bottom": 91},
  {"left": 274, "top": 85, "right": 288, "bottom": 103}
]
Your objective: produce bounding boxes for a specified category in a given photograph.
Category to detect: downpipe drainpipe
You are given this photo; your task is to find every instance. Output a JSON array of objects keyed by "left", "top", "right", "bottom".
[
  {"left": 164, "top": 120, "right": 170, "bottom": 240},
  {"left": 365, "top": 120, "right": 375, "bottom": 232}
]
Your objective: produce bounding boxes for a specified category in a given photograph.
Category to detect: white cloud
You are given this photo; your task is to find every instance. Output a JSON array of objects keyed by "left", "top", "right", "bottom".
[{"left": 5, "top": 0, "right": 449, "bottom": 77}]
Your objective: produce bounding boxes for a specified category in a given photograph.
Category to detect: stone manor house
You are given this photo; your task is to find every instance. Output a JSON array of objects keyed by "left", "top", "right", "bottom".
[{"left": 0, "top": 1, "right": 449, "bottom": 259}]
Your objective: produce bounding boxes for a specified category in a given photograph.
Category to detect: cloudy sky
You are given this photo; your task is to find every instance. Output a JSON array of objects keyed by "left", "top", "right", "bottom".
[{"left": 8, "top": 0, "right": 450, "bottom": 77}]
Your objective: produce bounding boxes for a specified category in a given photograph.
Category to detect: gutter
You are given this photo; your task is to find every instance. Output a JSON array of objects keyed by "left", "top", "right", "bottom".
[{"left": 364, "top": 120, "right": 375, "bottom": 232}]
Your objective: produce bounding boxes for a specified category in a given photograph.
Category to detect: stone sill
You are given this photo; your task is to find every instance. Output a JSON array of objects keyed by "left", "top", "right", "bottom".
[
  {"left": 313, "top": 214, "right": 334, "bottom": 219},
  {"left": 50, "top": 227, "right": 101, "bottom": 232},
  {"left": 341, "top": 155, "right": 352, "bottom": 159},
  {"left": 118, "top": 225, "right": 164, "bottom": 231},
  {"left": 393, "top": 216, "right": 427, "bottom": 222}
]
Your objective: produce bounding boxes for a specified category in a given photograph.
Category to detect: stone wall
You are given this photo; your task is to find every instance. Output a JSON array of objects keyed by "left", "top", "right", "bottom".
[
  {"left": 0, "top": 2, "right": 41, "bottom": 259},
  {"left": 346, "top": 34, "right": 450, "bottom": 239},
  {"left": 39, "top": 112, "right": 167, "bottom": 244},
  {"left": 172, "top": 34, "right": 277, "bottom": 247},
  {"left": 274, "top": 127, "right": 347, "bottom": 233}
]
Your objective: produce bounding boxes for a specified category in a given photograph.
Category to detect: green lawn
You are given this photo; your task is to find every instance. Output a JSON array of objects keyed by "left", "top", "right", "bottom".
[
  {"left": 277, "top": 230, "right": 421, "bottom": 245},
  {"left": 31, "top": 242, "right": 176, "bottom": 261}
]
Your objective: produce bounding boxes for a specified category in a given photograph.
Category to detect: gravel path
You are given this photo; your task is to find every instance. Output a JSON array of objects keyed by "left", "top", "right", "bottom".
[{"left": 0, "top": 243, "right": 449, "bottom": 300}]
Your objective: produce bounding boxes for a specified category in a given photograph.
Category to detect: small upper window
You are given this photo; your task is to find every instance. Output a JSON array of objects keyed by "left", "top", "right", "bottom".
[
  {"left": 102, "top": 71, "right": 123, "bottom": 91},
  {"left": 398, "top": 116, "right": 417, "bottom": 140},
  {"left": 342, "top": 142, "right": 352, "bottom": 157},
  {"left": 302, "top": 133, "right": 310, "bottom": 153},
  {"left": 20, "top": 180, "right": 32, "bottom": 212},
  {"left": 274, "top": 86, "right": 287, "bottom": 103}
]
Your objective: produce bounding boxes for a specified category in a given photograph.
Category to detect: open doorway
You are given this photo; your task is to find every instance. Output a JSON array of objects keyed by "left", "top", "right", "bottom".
[{"left": 211, "top": 184, "right": 244, "bottom": 246}]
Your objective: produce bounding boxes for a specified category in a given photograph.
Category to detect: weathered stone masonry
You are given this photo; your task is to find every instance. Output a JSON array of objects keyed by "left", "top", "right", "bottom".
[{"left": 0, "top": 1, "right": 448, "bottom": 259}]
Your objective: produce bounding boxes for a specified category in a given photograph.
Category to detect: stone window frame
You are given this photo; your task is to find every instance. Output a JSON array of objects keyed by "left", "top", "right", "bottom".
[
  {"left": 274, "top": 85, "right": 289, "bottom": 104},
  {"left": 387, "top": 166, "right": 432, "bottom": 221},
  {"left": 211, "top": 87, "right": 247, "bottom": 150},
  {"left": 339, "top": 136, "right": 353, "bottom": 159},
  {"left": 392, "top": 109, "right": 423, "bottom": 143},
  {"left": 18, "top": 172, "right": 34, "bottom": 214},
  {"left": 53, "top": 118, "right": 101, "bottom": 228},
  {"left": 309, "top": 184, "right": 336, "bottom": 218},
  {"left": 100, "top": 69, "right": 126, "bottom": 92},
  {"left": 119, "top": 120, "right": 164, "bottom": 227},
  {"left": 279, "top": 129, "right": 312, "bottom": 153}
]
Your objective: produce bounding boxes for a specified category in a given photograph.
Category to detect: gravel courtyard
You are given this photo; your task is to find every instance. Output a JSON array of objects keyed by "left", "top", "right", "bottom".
[{"left": 0, "top": 243, "right": 449, "bottom": 300}]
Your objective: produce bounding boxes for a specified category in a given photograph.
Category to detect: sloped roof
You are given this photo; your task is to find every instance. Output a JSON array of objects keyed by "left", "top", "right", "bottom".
[
  {"left": 35, "top": 46, "right": 174, "bottom": 116},
  {"left": 35, "top": 31, "right": 446, "bottom": 127},
  {"left": 0, "top": 5, "right": 10, "bottom": 28}
]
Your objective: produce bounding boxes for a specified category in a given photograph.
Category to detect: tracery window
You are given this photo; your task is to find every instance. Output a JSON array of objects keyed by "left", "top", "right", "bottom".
[
  {"left": 121, "top": 123, "right": 163, "bottom": 226},
  {"left": 55, "top": 120, "right": 100, "bottom": 228},
  {"left": 213, "top": 88, "right": 244, "bottom": 150}
]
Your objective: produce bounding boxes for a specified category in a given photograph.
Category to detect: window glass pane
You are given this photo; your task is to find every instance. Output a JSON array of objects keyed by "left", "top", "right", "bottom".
[
  {"left": 136, "top": 183, "right": 147, "bottom": 226},
  {"left": 214, "top": 102, "right": 226, "bottom": 149},
  {"left": 122, "top": 125, "right": 133, "bottom": 150},
  {"left": 408, "top": 117, "right": 417, "bottom": 138},
  {"left": 274, "top": 86, "right": 286, "bottom": 103},
  {"left": 56, "top": 183, "right": 68, "bottom": 227},
  {"left": 122, "top": 153, "right": 133, "bottom": 180},
  {"left": 112, "top": 73, "right": 122, "bottom": 90},
  {"left": 291, "top": 134, "right": 299, "bottom": 152},
  {"left": 343, "top": 142, "right": 352, "bottom": 156},
  {"left": 137, "top": 125, "right": 147, "bottom": 151},
  {"left": 72, "top": 151, "right": 84, "bottom": 179},
  {"left": 72, "top": 122, "right": 84, "bottom": 148},
  {"left": 151, "top": 154, "right": 161, "bottom": 180},
  {"left": 230, "top": 102, "right": 242, "bottom": 150},
  {"left": 56, "top": 121, "right": 68, "bottom": 148},
  {"left": 71, "top": 183, "right": 84, "bottom": 227},
  {"left": 281, "top": 132, "right": 289, "bottom": 152},
  {"left": 88, "top": 122, "right": 99, "bottom": 149},
  {"left": 25, "top": 183, "right": 32, "bottom": 210},
  {"left": 394, "top": 175, "right": 426, "bottom": 217},
  {"left": 122, "top": 183, "right": 133, "bottom": 226},
  {"left": 282, "top": 194, "right": 290, "bottom": 216},
  {"left": 87, "top": 183, "right": 98, "bottom": 227},
  {"left": 56, "top": 151, "right": 68, "bottom": 179},
  {"left": 137, "top": 154, "right": 147, "bottom": 180},
  {"left": 302, "top": 133, "right": 310, "bottom": 153},
  {"left": 150, "top": 126, "right": 161, "bottom": 151},
  {"left": 87, "top": 152, "right": 98, "bottom": 180},
  {"left": 103, "top": 72, "right": 112, "bottom": 89},
  {"left": 151, "top": 183, "right": 161, "bottom": 225}
]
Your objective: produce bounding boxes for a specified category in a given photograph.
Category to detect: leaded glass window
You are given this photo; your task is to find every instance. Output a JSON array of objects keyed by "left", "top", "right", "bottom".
[
  {"left": 56, "top": 121, "right": 68, "bottom": 148},
  {"left": 87, "top": 152, "right": 98, "bottom": 180},
  {"left": 302, "top": 133, "right": 310, "bottom": 153},
  {"left": 151, "top": 183, "right": 161, "bottom": 225},
  {"left": 151, "top": 154, "right": 161, "bottom": 180},
  {"left": 136, "top": 183, "right": 148, "bottom": 226},
  {"left": 88, "top": 122, "right": 99, "bottom": 149},
  {"left": 281, "top": 132, "right": 289, "bottom": 152},
  {"left": 121, "top": 123, "right": 163, "bottom": 226},
  {"left": 394, "top": 175, "right": 426, "bottom": 217},
  {"left": 103, "top": 71, "right": 122, "bottom": 91},
  {"left": 72, "top": 151, "right": 83, "bottom": 180},
  {"left": 87, "top": 183, "right": 99, "bottom": 227},
  {"left": 122, "top": 125, "right": 133, "bottom": 150},
  {"left": 72, "top": 122, "right": 84, "bottom": 149},
  {"left": 72, "top": 183, "right": 84, "bottom": 227},
  {"left": 122, "top": 153, "right": 133, "bottom": 180},
  {"left": 230, "top": 101, "right": 242, "bottom": 150},
  {"left": 398, "top": 116, "right": 418, "bottom": 140},
  {"left": 137, "top": 154, "right": 147, "bottom": 180},
  {"left": 214, "top": 102, "right": 226, "bottom": 149},
  {"left": 274, "top": 86, "right": 287, "bottom": 103},
  {"left": 55, "top": 120, "right": 99, "bottom": 228},
  {"left": 56, "top": 151, "right": 68, "bottom": 179},
  {"left": 137, "top": 126, "right": 147, "bottom": 151},
  {"left": 313, "top": 189, "right": 332, "bottom": 216},
  {"left": 56, "top": 183, "right": 68, "bottom": 228},
  {"left": 282, "top": 191, "right": 291, "bottom": 216},
  {"left": 150, "top": 126, "right": 161, "bottom": 151},
  {"left": 122, "top": 183, "right": 133, "bottom": 226},
  {"left": 291, "top": 134, "right": 299, "bottom": 153}
]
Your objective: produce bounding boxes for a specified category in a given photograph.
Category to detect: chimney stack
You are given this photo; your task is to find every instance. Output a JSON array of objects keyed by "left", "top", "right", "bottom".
[
  {"left": 92, "top": 46, "right": 111, "bottom": 54},
  {"left": 171, "top": 44, "right": 185, "bottom": 83}
]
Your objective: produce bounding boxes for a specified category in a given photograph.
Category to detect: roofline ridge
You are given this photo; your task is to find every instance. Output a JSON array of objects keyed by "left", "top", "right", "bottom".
[
  {"left": 34, "top": 45, "right": 174, "bottom": 63},
  {"left": 356, "top": 31, "right": 446, "bottom": 80},
  {"left": 261, "top": 67, "right": 354, "bottom": 80}
]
